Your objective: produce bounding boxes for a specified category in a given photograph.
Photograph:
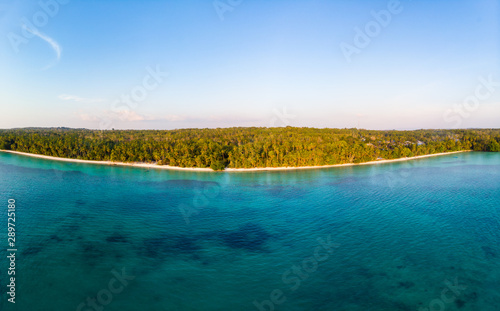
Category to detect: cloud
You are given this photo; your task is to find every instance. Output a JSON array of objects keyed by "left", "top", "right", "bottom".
[
  {"left": 78, "top": 113, "right": 99, "bottom": 122},
  {"left": 59, "top": 94, "right": 106, "bottom": 103},
  {"left": 104, "top": 111, "right": 186, "bottom": 122},
  {"left": 77, "top": 110, "right": 186, "bottom": 123},
  {"left": 163, "top": 115, "right": 186, "bottom": 122},
  {"left": 76, "top": 111, "right": 146, "bottom": 122},
  {"left": 22, "top": 25, "right": 61, "bottom": 70},
  {"left": 114, "top": 110, "right": 149, "bottom": 121},
  {"left": 77, "top": 110, "right": 262, "bottom": 127}
]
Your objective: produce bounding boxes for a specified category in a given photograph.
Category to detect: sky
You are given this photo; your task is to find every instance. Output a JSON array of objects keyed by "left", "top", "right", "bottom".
[{"left": 0, "top": 0, "right": 499, "bottom": 130}]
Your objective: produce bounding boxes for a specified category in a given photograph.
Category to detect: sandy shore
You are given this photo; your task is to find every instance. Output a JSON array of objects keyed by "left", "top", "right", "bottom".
[
  {"left": 0, "top": 150, "right": 214, "bottom": 172},
  {"left": 0, "top": 150, "right": 469, "bottom": 172}
]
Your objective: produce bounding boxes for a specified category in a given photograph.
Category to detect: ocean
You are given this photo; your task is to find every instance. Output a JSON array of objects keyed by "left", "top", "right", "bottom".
[{"left": 0, "top": 151, "right": 499, "bottom": 310}]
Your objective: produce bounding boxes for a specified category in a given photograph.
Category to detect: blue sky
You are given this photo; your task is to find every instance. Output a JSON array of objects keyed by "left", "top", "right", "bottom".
[{"left": 0, "top": 0, "right": 499, "bottom": 130}]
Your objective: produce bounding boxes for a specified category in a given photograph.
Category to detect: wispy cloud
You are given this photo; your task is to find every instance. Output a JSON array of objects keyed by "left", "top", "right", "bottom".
[
  {"left": 78, "top": 112, "right": 99, "bottom": 122},
  {"left": 59, "top": 94, "right": 106, "bottom": 103},
  {"left": 22, "top": 25, "right": 61, "bottom": 70},
  {"left": 113, "top": 110, "right": 150, "bottom": 121}
]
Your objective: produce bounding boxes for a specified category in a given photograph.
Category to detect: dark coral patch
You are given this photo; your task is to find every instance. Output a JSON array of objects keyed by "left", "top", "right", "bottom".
[
  {"left": 142, "top": 235, "right": 202, "bottom": 259},
  {"left": 145, "top": 179, "right": 220, "bottom": 189},
  {"left": 455, "top": 298, "right": 466, "bottom": 308},
  {"left": 49, "top": 234, "right": 63, "bottom": 242},
  {"left": 397, "top": 281, "right": 415, "bottom": 289},
  {"left": 481, "top": 245, "right": 497, "bottom": 258},
  {"left": 219, "top": 223, "right": 272, "bottom": 251},
  {"left": 172, "top": 236, "right": 200, "bottom": 253},
  {"left": 81, "top": 242, "right": 105, "bottom": 267},
  {"left": 106, "top": 234, "right": 129, "bottom": 243},
  {"left": 22, "top": 246, "right": 43, "bottom": 256}
]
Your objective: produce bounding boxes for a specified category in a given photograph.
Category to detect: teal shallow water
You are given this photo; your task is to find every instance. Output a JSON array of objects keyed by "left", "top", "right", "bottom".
[{"left": 0, "top": 152, "right": 499, "bottom": 310}]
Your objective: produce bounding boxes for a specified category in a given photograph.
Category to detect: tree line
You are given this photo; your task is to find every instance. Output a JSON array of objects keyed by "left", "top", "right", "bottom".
[{"left": 0, "top": 127, "right": 499, "bottom": 170}]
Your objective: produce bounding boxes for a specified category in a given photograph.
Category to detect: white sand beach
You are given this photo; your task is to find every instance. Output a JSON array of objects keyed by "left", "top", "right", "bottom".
[
  {"left": 0, "top": 150, "right": 470, "bottom": 172},
  {"left": 225, "top": 150, "right": 470, "bottom": 171}
]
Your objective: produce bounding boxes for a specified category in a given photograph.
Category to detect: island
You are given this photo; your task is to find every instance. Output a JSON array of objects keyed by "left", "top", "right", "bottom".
[{"left": 0, "top": 127, "right": 499, "bottom": 171}]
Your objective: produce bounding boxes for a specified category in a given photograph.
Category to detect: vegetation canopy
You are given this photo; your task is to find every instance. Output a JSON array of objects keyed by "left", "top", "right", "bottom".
[{"left": 0, "top": 127, "right": 499, "bottom": 170}]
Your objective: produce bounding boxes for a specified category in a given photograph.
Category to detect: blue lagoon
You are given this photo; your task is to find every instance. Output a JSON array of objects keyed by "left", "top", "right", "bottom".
[{"left": 0, "top": 152, "right": 499, "bottom": 310}]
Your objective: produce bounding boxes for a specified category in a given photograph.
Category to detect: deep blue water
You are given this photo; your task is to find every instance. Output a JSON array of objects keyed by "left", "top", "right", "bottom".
[{"left": 0, "top": 151, "right": 499, "bottom": 311}]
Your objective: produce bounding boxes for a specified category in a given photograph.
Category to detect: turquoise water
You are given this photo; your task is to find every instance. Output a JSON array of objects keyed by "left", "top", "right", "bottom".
[{"left": 0, "top": 152, "right": 499, "bottom": 311}]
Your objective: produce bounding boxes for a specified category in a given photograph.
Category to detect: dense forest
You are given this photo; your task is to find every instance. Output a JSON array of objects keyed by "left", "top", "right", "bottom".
[{"left": 0, "top": 128, "right": 499, "bottom": 170}]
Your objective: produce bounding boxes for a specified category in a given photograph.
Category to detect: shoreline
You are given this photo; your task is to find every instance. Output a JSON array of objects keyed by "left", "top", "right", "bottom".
[
  {"left": 226, "top": 150, "right": 470, "bottom": 171},
  {"left": 0, "top": 150, "right": 470, "bottom": 172}
]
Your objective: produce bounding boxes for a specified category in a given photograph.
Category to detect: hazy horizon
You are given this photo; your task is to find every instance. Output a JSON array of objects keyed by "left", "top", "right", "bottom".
[{"left": 2, "top": 126, "right": 500, "bottom": 132}]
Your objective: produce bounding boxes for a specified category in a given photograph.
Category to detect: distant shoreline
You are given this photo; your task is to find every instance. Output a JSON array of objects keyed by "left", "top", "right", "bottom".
[{"left": 0, "top": 149, "right": 470, "bottom": 172}]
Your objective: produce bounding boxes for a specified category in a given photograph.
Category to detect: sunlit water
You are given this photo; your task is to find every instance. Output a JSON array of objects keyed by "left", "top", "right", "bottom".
[{"left": 0, "top": 152, "right": 499, "bottom": 311}]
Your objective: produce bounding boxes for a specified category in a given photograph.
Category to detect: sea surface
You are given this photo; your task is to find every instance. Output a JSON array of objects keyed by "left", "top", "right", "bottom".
[{"left": 0, "top": 151, "right": 499, "bottom": 311}]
